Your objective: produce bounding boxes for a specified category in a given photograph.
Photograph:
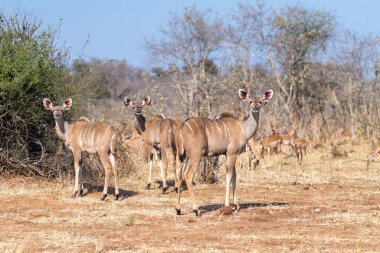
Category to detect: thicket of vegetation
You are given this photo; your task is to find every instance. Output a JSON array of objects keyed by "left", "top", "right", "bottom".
[{"left": 0, "top": 2, "right": 379, "bottom": 178}]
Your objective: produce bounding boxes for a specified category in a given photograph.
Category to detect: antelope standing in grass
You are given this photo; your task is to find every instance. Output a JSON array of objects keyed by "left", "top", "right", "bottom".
[
  {"left": 262, "top": 133, "right": 283, "bottom": 165},
  {"left": 291, "top": 136, "right": 309, "bottom": 164},
  {"left": 246, "top": 136, "right": 264, "bottom": 170},
  {"left": 175, "top": 88, "right": 273, "bottom": 216},
  {"left": 367, "top": 141, "right": 380, "bottom": 169},
  {"left": 43, "top": 98, "right": 120, "bottom": 200},
  {"left": 124, "top": 96, "right": 178, "bottom": 193}
]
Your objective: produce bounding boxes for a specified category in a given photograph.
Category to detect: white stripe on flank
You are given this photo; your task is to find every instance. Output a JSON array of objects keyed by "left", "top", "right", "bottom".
[
  {"left": 191, "top": 119, "right": 200, "bottom": 134},
  {"left": 79, "top": 128, "right": 84, "bottom": 149},
  {"left": 220, "top": 120, "right": 231, "bottom": 139},
  {"left": 205, "top": 122, "right": 210, "bottom": 138},
  {"left": 82, "top": 125, "right": 89, "bottom": 146},
  {"left": 185, "top": 121, "right": 195, "bottom": 135},
  {"left": 91, "top": 127, "right": 96, "bottom": 146},
  {"left": 214, "top": 121, "right": 222, "bottom": 138}
]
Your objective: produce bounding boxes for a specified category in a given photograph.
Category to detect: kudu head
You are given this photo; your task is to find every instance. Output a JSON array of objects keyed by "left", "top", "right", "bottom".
[
  {"left": 43, "top": 98, "right": 72, "bottom": 119},
  {"left": 238, "top": 89, "right": 273, "bottom": 114},
  {"left": 123, "top": 96, "right": 151, "bottom": 116}
]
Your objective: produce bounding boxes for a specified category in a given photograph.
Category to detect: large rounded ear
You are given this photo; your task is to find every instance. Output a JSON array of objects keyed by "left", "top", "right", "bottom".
[
  {"left": 142, "top": 96, "right": 151, "bottom": 106},
  {"left": 43, "top": 98, "right": 53, "bottom": 110},
  {"left": 238, "top": 89, "right": 249, "bottom": 101},
  {"left": 260, "top": 89, "right": 273, "bottom": 104},
  {"left": 63, "top": 98, "right": 72, "bottom": 110},
  {"left": 124, "top": 97, "right": 132, "bottom": 107}
]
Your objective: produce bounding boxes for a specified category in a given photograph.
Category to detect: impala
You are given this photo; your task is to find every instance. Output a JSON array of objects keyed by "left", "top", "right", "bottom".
[
  {"left": 246, "top": 136, "right": 264, "bottom": 170},
  {"left": 124, "top": 96, "right": 179, "bottom": 193},
  {"left": 43, "top": 98, "right": 120, "bottom": 200},
  {"left": 367, "top": 141, "right": 380, "bottom": 169},
  {"left": 291, "top": 135, "right": 309, "bottom": 164},
  {"left": 175, "top": 88, "right": 273, "bottom": 216},
  {"left": 262, "top": 133, "right": 283, "bottom": 165}
]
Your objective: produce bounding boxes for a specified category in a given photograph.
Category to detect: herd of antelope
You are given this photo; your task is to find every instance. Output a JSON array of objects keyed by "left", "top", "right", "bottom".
[{"left": 43, "top": 88, "right": 380, "bottom": 216}]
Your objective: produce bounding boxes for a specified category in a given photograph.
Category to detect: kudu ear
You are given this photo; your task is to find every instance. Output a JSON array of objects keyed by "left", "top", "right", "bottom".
[
  {"left": 43, "top": 98, "right": 53, "bottom": 110},
  {"left": 124, "top": 97, "right": 132, "bottom": 107},
  {"left": 63, "top": 98, "right": 72, "bottom": 110},
  {"left": 238, "top": 89, "right": 250, "bottom": 101},
  {"left": 142, "top": 96, "right": 151, "bottom": 106},
  {"left": 260, "top": 89, "right": 274, "bottom": 105}
]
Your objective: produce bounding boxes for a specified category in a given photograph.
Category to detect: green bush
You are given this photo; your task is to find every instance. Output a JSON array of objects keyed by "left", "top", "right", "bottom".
[{"left": 0, "top": 11, "right": 88, "bottom": 177}]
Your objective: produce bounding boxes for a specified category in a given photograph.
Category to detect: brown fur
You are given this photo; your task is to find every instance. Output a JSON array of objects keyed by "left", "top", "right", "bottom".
[
  {"left": 43, "top": 98, "right": 120, "bottom": 200},
  {"left": 367, "top": 141, "right": 380, "bottom": 169},
  {"left": 175, "top": 89, "right": 273, "bottom": 216},
  {"left": 291, "top": 136, "right": 309, "bottom": 164},
  {"left": 246, "top": 137, "right": 264, "bottom": 169},
  {"left": 124, "top": 96, "right": 179, "bottom": 193}
]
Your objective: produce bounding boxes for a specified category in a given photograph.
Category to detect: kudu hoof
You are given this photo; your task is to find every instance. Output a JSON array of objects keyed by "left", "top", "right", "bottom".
[
  {"left": 115, "top": 194, "right": 120, "bottom": 201},
  {"left": 71, "top": 191, "right": 78, "bottom": 198},
  {"left": 176, "top": 209, "right": 181, "bottom": 215},
  {"left": 234, "top": 204, "right": 240, "bottom": 211},
  {"left": 220, "top": 207, "right": 234, "bottom": 216},
  {"left": 79, "top": 190, "right": 84, "bottom": 197},
  {"left": 145, "top": 183, "right": 151, "bottom": 190},
  {"left": 193, "top": 209, "right": 201, "bottom": 217},
  {"left": 174, "top": 187, "right": 179, "bottom": 193},
  {"left": 162, "top": 186, "right": 169, "bottom": 194},
  {"left": 100, "top": 194, "right": 107, "bottom": 201}
]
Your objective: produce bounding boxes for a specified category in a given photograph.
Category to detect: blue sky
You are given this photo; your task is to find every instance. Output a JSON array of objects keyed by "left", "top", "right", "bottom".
[{"left": 1, "top": 0, "right": 379, "bottom": 67}]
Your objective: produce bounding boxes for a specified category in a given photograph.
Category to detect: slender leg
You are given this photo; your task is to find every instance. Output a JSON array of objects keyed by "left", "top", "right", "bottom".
[
  {"left": 224, "top": 154, "right": 236, "bottom": 208},
  {"left": 110, "top": 152, "right": 120, "bottom": 200},
  {"left": 185, "top": 157, "right": 201, "bottom": 216},
  {"left": 172, "top": 152, "right": 178, "bottom": 191},
  {"left": 160, "top": 147, "right": 169, "bottom": 194},
  {"left": 99, "top": 150, "right": 112, "bottom": 201},
  {"left": 71, "top": 150, "right": 81, "bottom": 198},
  {"left": 176, "top": 157, "right": 185, "bottom": 215},
  {"left": 146, "top": 150, "right": 154, "bottom": 189},
  {"left": 232, "top": 165, "right": 239, "bottom": 211},
  {"left": 78, "top": 154, "right": 84, "bottom": 197}
]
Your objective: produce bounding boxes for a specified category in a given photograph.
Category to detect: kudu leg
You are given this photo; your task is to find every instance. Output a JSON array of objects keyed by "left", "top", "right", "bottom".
[
  {"left": 225, "top": 155, "right": 236, "bottom": 209},
  {"left": 72, "top": 151, "right": 81, "bottom": 198},
  {"left": 231, "top": 166, "right": 239, "bottom": 210},
  {"left": 78, "top": 155, "right": 84, "bottom": 197},
  {"left": 175, "top": 158, "right": 185, "bottom": 215},
  {"left": 160, "top": 148, "right": 169, "bottom": 194},
  {"left": 172, "top": 153, "right": 179, "bottom": 192},
  {"left": 146, "top": 151, "right": 154, "bottom": 190},
  {"left": 110, "top": 152, "right": 120, "bottom": 200},
  {"left": 99, "top": 150, "right": 112, "bottom": 201},
  {"left": 178, "top": 157, "right": 201, "bottom": 216}
]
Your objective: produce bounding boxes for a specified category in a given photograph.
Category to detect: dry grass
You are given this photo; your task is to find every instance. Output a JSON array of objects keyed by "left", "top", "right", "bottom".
[{"left": 0, "top": 142, "right": 379, "bottom": 252}]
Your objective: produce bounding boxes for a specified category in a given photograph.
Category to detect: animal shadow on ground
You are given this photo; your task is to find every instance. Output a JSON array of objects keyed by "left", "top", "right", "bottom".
[
  {"left": 82, "top": 183, "right": 138, "bottom": 201},
  {"left": 155, "top": 180, "right": 192, "bottom": 192},
  {"left": 199, "top": 202, "right": 289, "bottom": 215}
]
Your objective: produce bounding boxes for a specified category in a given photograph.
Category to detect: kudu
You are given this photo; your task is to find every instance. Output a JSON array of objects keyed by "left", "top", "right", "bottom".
[
  {"left": 367, "top": 141, "right": 380, "bottom": 169},
  {"left": 175, "top": 88, "right": 273, "bottom": 216},
  {"left": 124, "top": 96, "right": 179, "bottom": 193},
  {"left": 43, "top": 98, "right": 120, "bottom": 200}
]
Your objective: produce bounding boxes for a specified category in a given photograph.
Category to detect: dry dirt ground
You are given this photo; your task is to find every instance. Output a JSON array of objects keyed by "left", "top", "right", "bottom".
[{"left": 1, "top": 144, "right": 379, "bottom": 252}]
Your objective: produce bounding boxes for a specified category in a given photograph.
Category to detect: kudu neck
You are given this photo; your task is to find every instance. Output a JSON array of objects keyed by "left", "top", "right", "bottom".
[
  {"left": 242, "top": 110, "right": 260, "bottom": 140},
  {"left": 134, "top": 114, "right": 146, "bottom": 135},
  {"left": 55, "top": 117, "right": 70, "bottom": 141}
]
